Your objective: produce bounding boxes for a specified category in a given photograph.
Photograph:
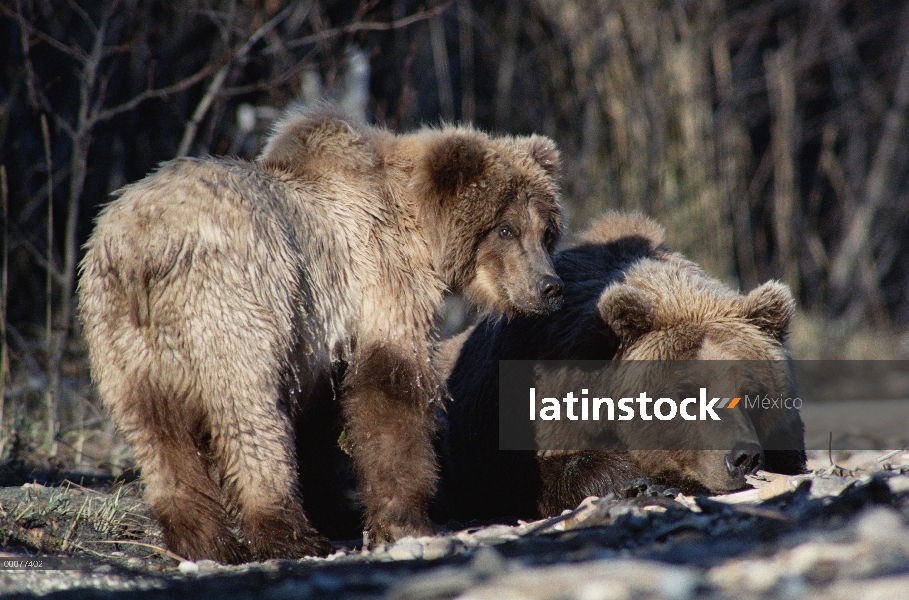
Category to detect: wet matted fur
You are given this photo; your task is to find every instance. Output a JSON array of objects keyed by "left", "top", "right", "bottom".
[{"left": 78, "top": 108, "right": 564, "bottom": 563}]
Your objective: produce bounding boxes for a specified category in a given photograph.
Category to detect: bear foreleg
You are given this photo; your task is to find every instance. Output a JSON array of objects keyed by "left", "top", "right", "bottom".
[{"left": 341, "top": 345, "right": 440, "bottom": 543}]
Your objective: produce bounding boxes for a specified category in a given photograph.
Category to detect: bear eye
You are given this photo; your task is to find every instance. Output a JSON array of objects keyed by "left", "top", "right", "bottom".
[
  {"left": 544, "top": 228, "right": 556, "bottom": 247},
  {"left": 498, "top": 225, "right": 515, "bottom": 240}
]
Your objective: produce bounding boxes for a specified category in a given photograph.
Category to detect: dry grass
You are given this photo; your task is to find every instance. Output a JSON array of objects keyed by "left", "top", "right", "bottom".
[{"left": 0, "top": 480, "right": 171, "bottom": 566}]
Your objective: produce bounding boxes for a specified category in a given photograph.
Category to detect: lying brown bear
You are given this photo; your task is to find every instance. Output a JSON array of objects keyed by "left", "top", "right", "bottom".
[{"left": 434, "top": 212, "right": 806, "bottom": 521}]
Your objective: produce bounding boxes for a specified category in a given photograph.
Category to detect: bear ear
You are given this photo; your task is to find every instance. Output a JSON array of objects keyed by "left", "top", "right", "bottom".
[
  {"left": 741, "top": 280, "right": 795, "bottom": 341},
  {"left": 520, "top": 135, "right": 561, "bottom": 178},
  {"left": 427, "top": 133, "right": 487, "bottom": 198},
  {"left": 596, "top": 284, "right": 654, "bottom": 344}
]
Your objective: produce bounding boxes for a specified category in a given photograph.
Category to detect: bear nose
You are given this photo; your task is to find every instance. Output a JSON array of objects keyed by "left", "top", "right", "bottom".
[
  {"left": 725, "top": 442, "right": 764, "bottom": 476},
  {"left": 538, "top": 275, "right": 564, "bottom": 300}
]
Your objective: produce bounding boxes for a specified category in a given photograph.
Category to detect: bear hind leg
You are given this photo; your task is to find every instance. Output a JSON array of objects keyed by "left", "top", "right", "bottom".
[
  {"left": 137, "top": 423, "right": 247, "bottom": 564},
  {"left": 211, "top": 385, "right": 333, "bottom": 559},
  {"left": 239, "top": 499, "right": 333, "bottom": 560}
]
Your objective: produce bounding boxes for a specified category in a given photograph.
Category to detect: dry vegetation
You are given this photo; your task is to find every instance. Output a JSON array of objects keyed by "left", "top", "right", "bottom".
[
  {"left": 1, "top": 0, "right": 908, "bottom": 476},
  {"left": 0, "top": 481, "right": 169, "bottom": 567}
]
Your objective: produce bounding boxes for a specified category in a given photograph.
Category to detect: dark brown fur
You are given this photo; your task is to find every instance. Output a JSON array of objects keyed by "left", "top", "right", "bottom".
[
  {"left": 78, "top": 108, "right": 563, "bottom": 562},
  {"left": 434, "top": 211, "right": 806, "bottom": 522}
]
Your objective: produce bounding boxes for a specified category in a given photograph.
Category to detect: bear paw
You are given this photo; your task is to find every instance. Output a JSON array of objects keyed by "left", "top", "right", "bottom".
[
  {"left": 620, "top": 477, "right": 679, "bottom": 499},
  {"left": 366, "top": 514, "right": 436, "bottom": 545}
]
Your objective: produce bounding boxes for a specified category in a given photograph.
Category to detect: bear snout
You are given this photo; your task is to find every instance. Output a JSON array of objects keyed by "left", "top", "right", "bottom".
[
  {"left": 537, "top": 274, "right": 564, "bottom": 300},
  {"left": 503, "top": 272, "right": 564, "bottom": 314},
  {"left": 725, "top": 442, "right": 765, "bottom": 477}
]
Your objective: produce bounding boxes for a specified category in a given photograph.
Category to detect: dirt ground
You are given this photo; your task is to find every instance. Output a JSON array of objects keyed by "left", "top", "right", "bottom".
[{"left": 0, "top": 449, "right": 908, "bottom": 599}]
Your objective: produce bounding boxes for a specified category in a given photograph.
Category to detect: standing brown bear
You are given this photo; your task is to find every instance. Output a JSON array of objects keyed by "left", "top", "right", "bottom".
[
  {"left": 78, "top": 108, "right": 564, "bottom": 563},
  {"left": 435, "top": 212, "right": 806, "bottom": 522}
]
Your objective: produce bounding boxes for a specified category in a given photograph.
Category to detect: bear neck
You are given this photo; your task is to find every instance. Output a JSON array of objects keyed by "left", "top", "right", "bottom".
[
  {"left": 413, "top": 194, "right": 465, "bottom": 292},
  {"left": 386, "top": 133, "right": 473, "bottom": 293}
]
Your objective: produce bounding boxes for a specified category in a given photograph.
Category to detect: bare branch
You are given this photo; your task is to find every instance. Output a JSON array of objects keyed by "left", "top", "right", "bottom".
[
  {"left": 176, "top": 66, "right": 231, "bottom": 158},
  {"left": 10, "top": 0, "right": 51, "bottom": 112},
  {"left": 458, "top": 0, "right": 475, "bottom": 123},
  {"left": 74, "top": 8, "right": 109, "bottom": 140},
  {"left": 282, "top": 1, "right": 453, "bottom": 51},
  {"left": 430, "top": 13, "right": 454, "bottom": 121},
  {"left": 494, "top": 0, "right": 521, "bottom": 128},
  {"left": 0, "top": 3, "right": 88, "bottom": 63},
  {"left": 1, "top": 165, "right": 8, "bottom": 440},
  {"left": 94, "top": 62, "right": 222, "bottom": 124},
  {"left": 220, "top": 45, "right": 322, "bottom": 98},
  {"left": 65, "top": 0, "right": 99, "bottom": 36},
  {"left": 176, "top": 2, "right": 302, "bottom": 156},
  {"left": 40, "top": 113, "right": 57, "bottom": 458},
  {"left": 17, "top": 236, "right": 66, "bottom": 285},
  {"left": 765, "top": 39, "right": 799, "bottom": 294}
]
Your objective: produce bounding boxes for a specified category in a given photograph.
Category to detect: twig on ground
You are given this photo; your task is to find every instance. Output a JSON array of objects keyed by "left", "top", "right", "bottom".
[
  {"left": 876, "top": 446, "right": 909, "bottom": 463},
  {"left": 88, "top": 540, "right": 186, "bottom": 563}
]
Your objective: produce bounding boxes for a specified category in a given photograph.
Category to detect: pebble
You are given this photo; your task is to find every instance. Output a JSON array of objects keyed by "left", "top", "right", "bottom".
[
  {"left": 457, "top": 559, "right": 699, "bottom": 600},
  {"left": 807, "top": 476, "right": 855, "bottom": 497},
  {"left": 575, "top": 581, "right": 630, "bottom": 600},
  {"left": 658, "top": 568, "right": 700, "bottom": 600},
  {"left": 709, "top": 558, "right": 782, "bottom": 593},
  {"left": 470, "top": 546, "right": 507, "bottom": 577},
  {"left": 177, "top": 560, "right": 199, "bottom": 574},
  {"left": 197, "top": 559, "right": 222, "bottom": 573},
  {"left": 386, "top": 566, "right": 475, "bottom": 600},
  {"left": 421, "top": 537, "right": 455, "bottom": 560},
  {"left": 787, "top": 541, "right": 862, "bottom": 578},
  {"left": 854, "top": 507, "right": 908, "bottom": 549},
  {"left": 757, "top": 476, "right": 797, "bottom": 500},
  {"left": 887, "top": 474, "right": 909, "bottom": 494},
  {"left": 386, "top": 537, "right": 424, "bottom": 560}
]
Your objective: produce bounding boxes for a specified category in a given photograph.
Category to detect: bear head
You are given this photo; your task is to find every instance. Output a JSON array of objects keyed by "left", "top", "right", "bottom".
[
  {"left": 593, "top": 259, "right": 802, "bottom": 492},
  {"left": 417, "top": 129, "right": 565, "bottom": 316}
]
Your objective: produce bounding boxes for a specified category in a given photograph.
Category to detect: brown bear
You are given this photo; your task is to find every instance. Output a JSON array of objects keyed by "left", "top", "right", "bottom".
[
  {"left": 77, "top": 108, "right": 564, "bottom": 563},
  {"left": 434, "top": 211, "right": 806, "bottom": 522}
]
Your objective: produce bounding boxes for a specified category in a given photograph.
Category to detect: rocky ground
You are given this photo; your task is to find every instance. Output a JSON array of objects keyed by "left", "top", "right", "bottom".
[{"left": 1, "top": 450, "right": 908, "bottom": 599}]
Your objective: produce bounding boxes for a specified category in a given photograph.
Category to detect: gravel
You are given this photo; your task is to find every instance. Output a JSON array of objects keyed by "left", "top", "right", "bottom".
[{"left": 1, "top": 449, "right": 908, "bottom": 599}]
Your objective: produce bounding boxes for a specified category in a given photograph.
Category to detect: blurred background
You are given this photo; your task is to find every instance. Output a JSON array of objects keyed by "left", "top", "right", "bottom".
[{"left": 1, "top": 0, "right": 908, "bottom": 471}]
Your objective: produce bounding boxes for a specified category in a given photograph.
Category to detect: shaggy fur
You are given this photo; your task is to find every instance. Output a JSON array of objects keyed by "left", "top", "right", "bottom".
[
  {"left": 78, "top": 109, "right": 564, "bottom": 563},
  {"left": 434, "top": 211, "right": 806, "bottom": 522}
]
